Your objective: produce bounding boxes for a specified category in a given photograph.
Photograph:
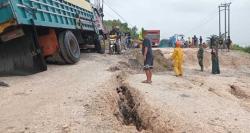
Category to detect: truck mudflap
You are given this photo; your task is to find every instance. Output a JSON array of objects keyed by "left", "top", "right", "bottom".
[{"left": 0, "top": 27, "right": 47, "bottom": 76}]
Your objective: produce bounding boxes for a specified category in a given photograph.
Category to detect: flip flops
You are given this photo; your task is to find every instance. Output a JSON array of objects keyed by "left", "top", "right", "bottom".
[{"left": 142, "top": 80, "right": 152, "bottom": 84}]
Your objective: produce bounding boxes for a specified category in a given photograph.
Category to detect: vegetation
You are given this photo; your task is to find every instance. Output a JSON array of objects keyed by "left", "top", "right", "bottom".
[
  {"left": 232, "top": 44, "right": 250, "bottom": 53},
  {"left": 103, "top": 19, "right": 139, "bottom": 39}
]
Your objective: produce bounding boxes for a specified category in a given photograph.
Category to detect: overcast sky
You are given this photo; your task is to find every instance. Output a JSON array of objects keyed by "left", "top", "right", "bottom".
[{"left": 96, "top": 0, "right": 250, "bottom": 46}]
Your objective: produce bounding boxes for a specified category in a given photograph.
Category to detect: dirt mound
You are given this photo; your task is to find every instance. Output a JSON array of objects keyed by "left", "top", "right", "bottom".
[
  {"left": 183, "top": 49, "right": 211, "bottom": 68},
  {"left": 158, "top": 48, "right": 250, "bottom": 69},
  {"left": 129, "top": 49, "right": 172, "bottom": 72}
]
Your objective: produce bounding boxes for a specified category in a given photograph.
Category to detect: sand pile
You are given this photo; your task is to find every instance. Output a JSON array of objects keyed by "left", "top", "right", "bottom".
[
  {"left": 158, "top": 48, "right": 250, "bottom": 69},
  {"left": 129, "top": 49, "right": 172, "bottom": 72},
  {"left": 124, "top": 48, "right": 250, "bottom": 74}
]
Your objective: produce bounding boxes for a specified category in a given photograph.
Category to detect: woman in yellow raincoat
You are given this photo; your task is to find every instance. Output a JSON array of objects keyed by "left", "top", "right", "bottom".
[{"left": 172, "top": 41, "right": 184, "bottom": 76}]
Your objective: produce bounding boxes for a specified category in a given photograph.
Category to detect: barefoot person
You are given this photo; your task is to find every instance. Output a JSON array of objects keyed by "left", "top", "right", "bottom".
[
  {"left": 142, "top": 31, "right": 154, "bottom": 84},
  {"left": 172, "top": 41, "right": 184, "bottom": 77}
]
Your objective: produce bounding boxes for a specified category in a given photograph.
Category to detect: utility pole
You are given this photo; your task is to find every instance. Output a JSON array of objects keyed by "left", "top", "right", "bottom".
[
  {"left": 228, "top": 3, "right": 231, "bottom": 38},
  {"left": 219, "top": 6, "right": 221, "bottom": 36},
  {"left": 218, "top": 3, "right": 232, "bottom": 48},
  {"left": 224, "top": 5, "right": 227, "bottom": 42}
]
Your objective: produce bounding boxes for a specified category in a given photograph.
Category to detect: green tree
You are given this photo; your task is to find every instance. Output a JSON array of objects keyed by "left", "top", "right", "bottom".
[{"left": 103, "top": 19, "right": 139, "bottom": 39}]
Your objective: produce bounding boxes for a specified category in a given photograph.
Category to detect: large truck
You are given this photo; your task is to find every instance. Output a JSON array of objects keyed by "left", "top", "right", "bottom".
[
  {"left": 0, "top": 0, "right": 106, "bottom": 75},
  {"left": 144, "top": 30, "right": 160, "bottom": 47}
]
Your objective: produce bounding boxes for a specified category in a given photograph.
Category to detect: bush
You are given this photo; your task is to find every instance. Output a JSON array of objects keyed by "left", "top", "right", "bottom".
[
  {"left": 243, "top": 47, "right": 250, "bottom": 53},
  {"left": 232, "top": 44, "right": 250, "bottom": 53}
]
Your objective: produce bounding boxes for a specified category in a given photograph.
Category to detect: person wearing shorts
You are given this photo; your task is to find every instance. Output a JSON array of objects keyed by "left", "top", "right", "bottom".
[{"left": 142, "top": 33, "right": 154, "bottom": 84}]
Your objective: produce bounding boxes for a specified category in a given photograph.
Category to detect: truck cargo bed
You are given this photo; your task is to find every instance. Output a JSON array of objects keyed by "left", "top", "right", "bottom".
[{"left": 0, "top": 0, "right": 95, "bottom": 32}]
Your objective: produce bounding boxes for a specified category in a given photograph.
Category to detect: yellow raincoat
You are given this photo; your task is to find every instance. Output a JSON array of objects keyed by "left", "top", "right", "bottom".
[{"left": 172, "top": 43, "right": 184, "bottom": 76}]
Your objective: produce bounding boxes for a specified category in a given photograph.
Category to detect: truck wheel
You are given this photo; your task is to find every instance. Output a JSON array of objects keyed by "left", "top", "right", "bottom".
[{"left": 59, "top": 31, "right": 80, "bottom": 64}]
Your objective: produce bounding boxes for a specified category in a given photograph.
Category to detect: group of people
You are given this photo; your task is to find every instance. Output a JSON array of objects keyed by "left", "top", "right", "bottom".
[
  {"left": 141, "top": 32, "right": 222, "bottom": 84},
  {"left": 186, "top": 35, "right": 203, "bottom": 48},
  {"left": 218, "top": 36, "right": 232, "bottom": 52},
  {"left": 109, "top": 26, "right": 133, "bottom": 51}
]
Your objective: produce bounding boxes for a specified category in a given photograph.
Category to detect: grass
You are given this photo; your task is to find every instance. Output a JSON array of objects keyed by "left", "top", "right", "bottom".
[{"left": 231, "top": 44, "right": 250, "bottom": 53}]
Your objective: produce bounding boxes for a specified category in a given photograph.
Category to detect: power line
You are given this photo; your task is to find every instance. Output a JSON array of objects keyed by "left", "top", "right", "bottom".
[
  {"left": 103, "top": 1, "right": 128, "bottom": 23},
  {"left": 103, "top": 9, "right": 116, "bottom": 19},
  {"left": 186, "top": 11, "right": 218, "bottom": 34},
  {"left": 103, "top": 0, "right": 133, "bottom": 27},
  {"left": 186, "top": 0, "right": 231, "bottom": 34}
]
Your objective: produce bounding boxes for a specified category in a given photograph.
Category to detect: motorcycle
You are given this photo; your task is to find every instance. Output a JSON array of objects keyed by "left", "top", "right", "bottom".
[{"left": 109, "top": 35, "right": 121, "bottom": 55}]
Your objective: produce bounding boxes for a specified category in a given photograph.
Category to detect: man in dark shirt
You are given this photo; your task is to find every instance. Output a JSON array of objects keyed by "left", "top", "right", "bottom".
[
  {"left": 194, "top": 35, "right": 198, "bottom": 47},
  {"left": 199, "top": 36, "right": 203, "bottom": 45},
  {"left": 142, "top": 32, "right": 154, "bottom": 84},
  {"left": 226, "top": 37, "right": 232, "bottom": 52}
]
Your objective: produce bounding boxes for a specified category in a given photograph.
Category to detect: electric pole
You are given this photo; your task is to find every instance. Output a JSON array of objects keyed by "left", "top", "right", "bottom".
[
  {"left": 224, "top": 5, "right": 227, "bottom": 42},
  {"left": 218, "top": 2, "right": 232, "bottom": 47},
  {"left": 228, "top": 3, "right": 231, "bottom": 39},
  {"left": 219, "top": 6, "right": 221, "bottom": 36}
]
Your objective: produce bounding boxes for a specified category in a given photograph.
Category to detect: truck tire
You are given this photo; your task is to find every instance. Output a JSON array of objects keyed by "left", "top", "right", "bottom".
[{"left": 58, "top": 31, "right": 80, "bottom": 64}]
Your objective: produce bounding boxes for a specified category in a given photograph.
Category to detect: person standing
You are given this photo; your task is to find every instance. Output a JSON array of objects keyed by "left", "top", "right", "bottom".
[
  {"left": 126, "top": 32, "right": 131, "bottom": 49},
  {"left": 192, "top": 36, "right": 195, "bottom": 47},
  {"left": 226, "top": 37, "right": 232, "bottom": 52},
  {"left": 218, "top": 36, "right": 224, "bottom": 50},
  {"left": 142, "top": 32, "right": 154, "bottom": 84},
  {"left": 172, "top": 41, "right": 184, "bottom": 77},
  {"left": 188, "top": 37, "right": 192, "bottom": 47},
  {"left": 211, "top": 41, "right": 220, "bottom": 74},
  {"left": 199, "top": 36, "right": 203, "bottom": 45},
  {"left": 194, "top": 35, "right": 198, "bottom": 47},
  {"left": 197, "top": 44, "right": 204, "bottom": 71}
]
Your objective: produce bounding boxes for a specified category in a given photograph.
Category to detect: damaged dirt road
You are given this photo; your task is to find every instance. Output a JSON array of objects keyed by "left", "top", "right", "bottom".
[
  {"left": 0, "top": 49, "right": 250, "bottom": 133},
  {"left": 0, "top": 53, "right": 139, "bottom": 133}
]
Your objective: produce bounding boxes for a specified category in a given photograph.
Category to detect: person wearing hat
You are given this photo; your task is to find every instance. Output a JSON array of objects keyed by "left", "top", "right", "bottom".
[{"left": 172, "top": 41, "right": 184, "bottom": 76}]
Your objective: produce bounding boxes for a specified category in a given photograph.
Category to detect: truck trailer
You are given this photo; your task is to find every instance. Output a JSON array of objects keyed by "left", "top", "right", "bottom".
[
  {"left": 0, "top": 0, "right": 106, "bottom": 75},
  {"left": 144, "top": 30, "right": 160, "bottom": 47}
]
